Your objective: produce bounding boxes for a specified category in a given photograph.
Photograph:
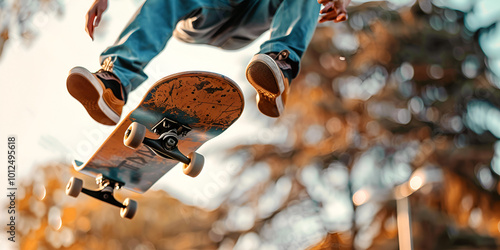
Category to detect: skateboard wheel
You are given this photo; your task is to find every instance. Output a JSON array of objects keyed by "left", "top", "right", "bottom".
[
  {"left": 124, "top": 122, "right": 146, "bottom": 149},
  {"left": 183, "top": 152, "right": 204, "bottom": 177},
  {"left": 66, "top": 177, "right": 83, "bottom": 198},
  {"left": 120, "top": 198, "right": 138, "bottom": 219}
]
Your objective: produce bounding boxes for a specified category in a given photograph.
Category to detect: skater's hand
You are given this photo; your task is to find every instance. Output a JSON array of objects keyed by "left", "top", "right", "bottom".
[
  {"left": 85, "top": 0, "right": 108, "bottom": 40},
  {"left": 318, "top": 0, "right": 351, "bottom": 23}
]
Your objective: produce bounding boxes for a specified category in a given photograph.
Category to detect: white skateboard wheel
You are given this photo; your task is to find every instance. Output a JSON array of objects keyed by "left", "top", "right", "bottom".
[
  {"left": 120, "top": 198, "right": 138, "bottom": 219},
  {"left": 66, "top": 177, "right": 83, "bottom": 198},
  {"left": 183, "top": 152, "right": 204, "bottom": 177},
  {"left": 124, "top": 122, "right": 146, "bottom": 149}
]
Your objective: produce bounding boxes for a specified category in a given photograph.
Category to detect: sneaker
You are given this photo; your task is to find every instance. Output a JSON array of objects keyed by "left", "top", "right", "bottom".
[
  {"left": 246, "top": 50, "right": 293, "bottom": 118},
  {"left": 66, "top": 66, "right": 125, "bottom": 125}
]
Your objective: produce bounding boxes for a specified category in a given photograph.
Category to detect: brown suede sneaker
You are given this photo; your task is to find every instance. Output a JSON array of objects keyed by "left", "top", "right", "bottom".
[
  {"left": 246, "top": 50, "right": 293, "bottom": 118},
  {"left": 67, "top": 67, "right": 125, "bottom": 125}
]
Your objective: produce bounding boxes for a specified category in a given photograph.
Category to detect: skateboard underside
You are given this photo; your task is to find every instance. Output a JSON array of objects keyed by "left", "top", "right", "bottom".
[{"left": 73, "top": 71, "right": 244, "bottom": 193}]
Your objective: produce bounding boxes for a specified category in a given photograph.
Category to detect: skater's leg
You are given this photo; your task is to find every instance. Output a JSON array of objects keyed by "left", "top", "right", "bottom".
[
  {"left": 100, "top": 0, "right": 211, "bottom": 94},
  {"left": 246, "top": 0, "right": 320, "bottom": 117},
  {"left": 259, "top": 0, "right": 320, "bottom": 78}
]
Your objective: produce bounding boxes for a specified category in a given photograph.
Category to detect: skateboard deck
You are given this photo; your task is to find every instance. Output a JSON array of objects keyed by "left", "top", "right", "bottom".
[{"left": 72, "top": 71, "right": 244, "bottom": 194}]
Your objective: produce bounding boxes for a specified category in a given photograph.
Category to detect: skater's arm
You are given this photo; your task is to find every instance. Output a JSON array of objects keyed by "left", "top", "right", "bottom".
[
  {"left": 318, "top": 0, "right": 351, "bottom": 23},
  {"left": 86, "top": 0, "right": 109, "bottom": 40}
]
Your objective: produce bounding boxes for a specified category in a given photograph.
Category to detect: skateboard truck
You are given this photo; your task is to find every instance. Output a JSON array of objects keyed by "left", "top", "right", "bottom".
[
  {"left": 124, "top": 118, "right": 204, "bottom": 177},
  {"left": 149, "top": 118, "right": 188, "bottom": 161},
  {"left": 152, "top": 117, "right": 191, "bottom": 137},
  {"left": 65, "top": 175, "right": 138, "bottom": 219}
]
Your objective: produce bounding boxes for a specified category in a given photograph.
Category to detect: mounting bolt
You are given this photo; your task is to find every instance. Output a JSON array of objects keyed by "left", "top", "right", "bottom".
[{"left": 166, "top": 137, "right": 177, "bottom": 148}]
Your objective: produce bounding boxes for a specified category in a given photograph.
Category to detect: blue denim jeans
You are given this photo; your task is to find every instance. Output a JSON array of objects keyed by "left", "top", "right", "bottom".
[{"left": 100, "top": 0, "right": 320, "bottom": 97}]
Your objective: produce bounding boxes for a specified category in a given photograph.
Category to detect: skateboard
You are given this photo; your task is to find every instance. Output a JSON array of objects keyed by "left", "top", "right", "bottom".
[{"left": 65, "top": 71, "right": 244, "bottom": 219}]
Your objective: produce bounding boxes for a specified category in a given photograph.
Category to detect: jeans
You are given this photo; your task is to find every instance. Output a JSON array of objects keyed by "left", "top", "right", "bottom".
[{"left": 100, "top": 0, "right": 321, "bottom": 96}]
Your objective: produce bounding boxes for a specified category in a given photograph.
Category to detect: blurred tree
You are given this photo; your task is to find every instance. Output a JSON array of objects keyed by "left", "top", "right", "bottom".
[
  {"left": 211, "top": 1, "right": 500, "bottom": 249},
  {"left": 0, "top": 0, "right": 64, "bottom": 58},
  {"left": 16, "top": 164, "right": 220, "bottom": 249}
]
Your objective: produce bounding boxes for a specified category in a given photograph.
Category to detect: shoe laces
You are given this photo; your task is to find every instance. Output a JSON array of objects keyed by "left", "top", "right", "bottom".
[
  {"left": 269, "top": 50, "right": 292, "bottom": 71},
  {"left": 97, "top": 57, "right": 120, "bottom": 81},
  {"left": 101, "top": 57, "right": 115, "bottom": 72}
]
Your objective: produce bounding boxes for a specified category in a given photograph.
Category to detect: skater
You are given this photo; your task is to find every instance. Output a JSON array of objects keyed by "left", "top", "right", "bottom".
[{"left": 67, "top": 0, "right": 351, "bottom": 125}]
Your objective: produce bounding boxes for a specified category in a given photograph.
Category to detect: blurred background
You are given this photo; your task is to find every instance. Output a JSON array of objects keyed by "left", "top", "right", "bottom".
[{"left": 2, "top": 0, "right": 500, "bottom": 249}]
